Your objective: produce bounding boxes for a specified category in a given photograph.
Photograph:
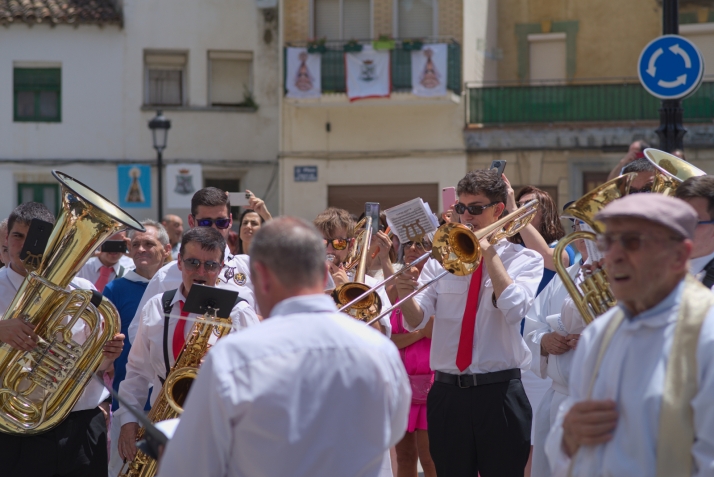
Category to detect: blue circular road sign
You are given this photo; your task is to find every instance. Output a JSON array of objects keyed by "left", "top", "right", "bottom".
[{"left": 638, "top": 35, "right": 704, "bottom": 100}]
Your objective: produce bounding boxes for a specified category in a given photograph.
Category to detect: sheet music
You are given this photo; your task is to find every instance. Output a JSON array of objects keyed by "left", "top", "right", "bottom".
[{"left": 385, "top": 198, "right": 439, "bottom": 243}]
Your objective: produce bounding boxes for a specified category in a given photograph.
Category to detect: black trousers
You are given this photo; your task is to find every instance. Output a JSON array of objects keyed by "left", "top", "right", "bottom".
[
  {"left": 0, "top": 408, "right": 107, "bottom": 477},
  {"left": 427, "top": 377, "right": 532, "bottom": 477}
]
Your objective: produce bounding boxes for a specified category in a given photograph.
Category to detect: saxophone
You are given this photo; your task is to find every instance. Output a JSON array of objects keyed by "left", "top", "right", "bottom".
[{"left": 118, "top": 308, "right": 232, "bottom": 477}]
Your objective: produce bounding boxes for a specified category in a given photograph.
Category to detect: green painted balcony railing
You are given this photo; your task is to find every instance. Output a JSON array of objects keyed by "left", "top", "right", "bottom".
[
  {"left": 285, "top": 39, "right": 461, "bottom": 95},
  {"left": 467, "top": 80, "right": 714, "bottom": 124}
]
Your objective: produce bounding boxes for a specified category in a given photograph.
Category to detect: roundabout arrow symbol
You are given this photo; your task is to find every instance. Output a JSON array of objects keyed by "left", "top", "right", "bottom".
[
  {"left": 647, "top": 48, "right": 663, "bottom": 77},
  {"left": 669, "top": 44, "right": 692, "bottom": 68},
  {"left": 658, "top": 74, "right": 687, "bottom": 88}
]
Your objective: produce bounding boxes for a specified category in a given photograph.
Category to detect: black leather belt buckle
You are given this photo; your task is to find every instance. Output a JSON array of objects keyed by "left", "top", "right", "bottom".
[{"left": 456, "top": 374, "right": 474, "bottom": 388}]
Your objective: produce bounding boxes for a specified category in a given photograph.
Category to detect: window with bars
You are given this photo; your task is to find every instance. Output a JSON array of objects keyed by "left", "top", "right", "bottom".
[
  {"left": 396, "top": 0, "right": 436, "bottom": 38},
  {"left": 314, "top": 0, "right": 370, "bottom": 40},
  {"left": 145, "top": 52, "right": 187, "bottom": 106},
  {"left": 18, "top": 183, "right": 60, "bottom": 216},
  {"left": 14, "top": 68, "right": 61, "bottom": 122}
]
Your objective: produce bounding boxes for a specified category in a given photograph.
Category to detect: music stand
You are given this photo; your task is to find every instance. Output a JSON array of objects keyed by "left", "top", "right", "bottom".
[{"left": 182, "top": 284, "right": 238, "bottom": 319}]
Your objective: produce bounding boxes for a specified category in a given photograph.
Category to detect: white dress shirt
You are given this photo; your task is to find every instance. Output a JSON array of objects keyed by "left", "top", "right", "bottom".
[
  {"left": 76, "top": 255, "right": 127, "bottom": 284},
  {"left": 545, "top": 280, "right": 714, "bottom": 477},
  {"left": 127, "top": 253, "right": 256, "bottom": 343},
  {"left": 0, "top": 265, "right": 109, "bottom": 411},
  {"left": 115, "top": 286, "right": 260, "bottom": 427},
  {"left": 156, "top": 294, "right": 411, "bottom": 477},
  {"left": 691, "top": 250, "right": 714, "bottom": 291},
  {"left": 407, "top": 240, "right": 543, "bottom": 374},
  {"left": 364, "top": 273, "right": 392, "bottom": 337}
]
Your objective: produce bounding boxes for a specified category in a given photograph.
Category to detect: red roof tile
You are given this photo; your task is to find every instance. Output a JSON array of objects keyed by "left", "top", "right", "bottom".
[{"left": 0, "top": 0, "right": 122, "bottom": 26}]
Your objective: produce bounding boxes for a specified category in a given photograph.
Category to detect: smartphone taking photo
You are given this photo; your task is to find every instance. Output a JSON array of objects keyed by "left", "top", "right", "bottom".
[
  {"left": 365, "top": 202, "right": 380, "bottom": 235},
  {"left": 489, "top": 160, "right": 507, "bottom": 176},
  {"left": 101, "top": 240, "right": 128, "bottom": 254}
]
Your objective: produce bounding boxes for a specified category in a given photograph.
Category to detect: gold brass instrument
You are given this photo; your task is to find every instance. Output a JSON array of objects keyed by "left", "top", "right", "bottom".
[
  {"left": 119, "top": 308, "right": 233, "bottom": 477},
  {"left": 552, "top": 173, "right": 635, "bottom": 325},
  {"left": 364, "top": 200, "right": 540, "bottom": 326},
  {"left": 332, "top": 217, "right": 383, "bottom": 322},
  {"left": 644, "top": 148, "right": 706, "bottom": 196},
  {"left": 0, "top": 171, "right": 144, "bottom": 435}
]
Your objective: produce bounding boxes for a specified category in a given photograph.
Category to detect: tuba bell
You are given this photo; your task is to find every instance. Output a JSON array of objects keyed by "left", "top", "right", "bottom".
[
  {"left": 0, "top": 171, "right": 144, "bottom": 435},
  {"left": 553, "top": 173, "right": 635, "bottom": 325},
  {"left": 644, "top": 148, "right": 706, "bottom": 196}
]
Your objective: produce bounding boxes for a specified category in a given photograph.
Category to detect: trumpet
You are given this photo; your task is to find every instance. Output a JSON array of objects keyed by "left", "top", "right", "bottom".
[
  {"left": 553, "top": 173, "right": 635, "bottom": 324},
  {"left": 360, "top": 200, "right": 540, "bottom": 326},
  {"left": 644, "top": 148, "right": 706, "bottom": 196}
]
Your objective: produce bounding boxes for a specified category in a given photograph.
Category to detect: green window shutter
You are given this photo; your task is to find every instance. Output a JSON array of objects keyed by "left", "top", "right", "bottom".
[{"left": 13, "top": 68, "right": 61, "bottom": 122}]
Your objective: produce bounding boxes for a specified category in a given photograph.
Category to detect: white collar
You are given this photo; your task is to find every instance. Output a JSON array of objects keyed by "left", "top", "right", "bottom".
[
  {"left": 689, "top": 250, "right": 714, "bottom": 276},
  {"left": 93, "top": 257, "right": 122, "bottom": 275},
  {"left": 171, "top": 286, "right": 188, "bottom": 307},
  {"left": 5, "top": 264, "right": 25, "bottom": 291},
  {"left": 122, "top": 270, "right": 150, "bottom": 284}
]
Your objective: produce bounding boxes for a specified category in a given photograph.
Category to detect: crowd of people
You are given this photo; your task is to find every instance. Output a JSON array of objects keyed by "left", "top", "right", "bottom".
[{"left": 0, "top": 145, "right": 713, "bottom": 477}]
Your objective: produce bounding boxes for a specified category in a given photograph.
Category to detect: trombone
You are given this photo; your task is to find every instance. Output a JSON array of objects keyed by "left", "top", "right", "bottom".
[{"left": 353, "top": 200, "right": 540, "bottom": 327}]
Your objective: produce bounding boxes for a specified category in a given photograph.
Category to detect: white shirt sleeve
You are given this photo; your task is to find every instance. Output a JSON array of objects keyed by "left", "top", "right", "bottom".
[
  {"left": 524, "top": 313, "right": 550, "bottom": 379},
  {"left": 408, "top": 258, "right": 440, "bottom": 331},
  {"left": 493, "top": 251, "right": 544, "bottom": 325},
  {"left": 230, "top": 301, "right": 260, "bottom": 331},
  {"left": 116, "top": 299, "right": 158, "bottom": 427}
]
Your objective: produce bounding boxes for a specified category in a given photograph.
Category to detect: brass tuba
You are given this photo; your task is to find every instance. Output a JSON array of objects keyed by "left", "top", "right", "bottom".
[
  {"left": 119, "top": 308, "right": 233, "bottom": 477},
  {"left": 552, "top": 173, "right": 635, "bottom": 325},
  {"left": 0, "top": 171, "right": 144, "bottom": 435},
  {"left": 644, "top": 148, "right": 706, "bottom": 196}
]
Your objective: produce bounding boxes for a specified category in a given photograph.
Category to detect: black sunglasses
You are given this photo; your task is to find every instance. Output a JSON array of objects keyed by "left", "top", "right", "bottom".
[
  {"left": 454, "top": 202, "right": 499, "bottom": 215},
  {"left": 193, "top": 216, "right": 231, "bottom": 229},
  {"left": 629, "top": 185, "right": 653, "bottom": 194},
  {"left": 181, "top": 258, "right": 222, "bottom": 272}
]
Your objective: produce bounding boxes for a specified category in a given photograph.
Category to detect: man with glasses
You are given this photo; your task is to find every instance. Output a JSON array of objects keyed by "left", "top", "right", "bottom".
[
  {"left": 314, "top": 208, "right": 392, "bottom": 336},
  {"left": 675, "top": 175, "right": 714, "bottom": 290},
  {"left": 128, "top": 187, "right": 257, "bottom": 343},
  {"left": 545, "top": 193, "right": 714, "bottom": 476},
  {"left": 116, "top": 227, "right": 259, "bottom": 464},
  {"left": 395, "top": 170, "right": 544, "bottom": 476}
]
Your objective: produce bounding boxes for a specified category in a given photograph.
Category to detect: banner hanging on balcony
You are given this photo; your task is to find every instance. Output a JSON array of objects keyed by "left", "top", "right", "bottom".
[
  {"left": 345, "top": 45, "right": 391, "bottom": 101},
  {"left": 411, "top": 44, "right": 448, "bottom": 97},
  {"left": 286, "top": 47, "right": 321, "bottom": 99}
]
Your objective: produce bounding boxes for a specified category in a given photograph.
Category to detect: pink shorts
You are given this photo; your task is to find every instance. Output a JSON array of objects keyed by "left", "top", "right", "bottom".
[{"left": 407, "top": 403, "right": 428, "bottom": 432}]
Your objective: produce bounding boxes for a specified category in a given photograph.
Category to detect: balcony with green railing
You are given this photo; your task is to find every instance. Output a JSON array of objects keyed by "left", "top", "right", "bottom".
[
  {"left": 466, "top": 79, "right": 714, "bottom": 125},
  {"left": 284, "top": 38, "right": 462, "bottom": 96}
]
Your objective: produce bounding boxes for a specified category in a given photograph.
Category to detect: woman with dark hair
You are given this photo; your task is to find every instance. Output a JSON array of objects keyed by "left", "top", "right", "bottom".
[{"left": 235, "top": 190, "right": 272, "bottom": 255}]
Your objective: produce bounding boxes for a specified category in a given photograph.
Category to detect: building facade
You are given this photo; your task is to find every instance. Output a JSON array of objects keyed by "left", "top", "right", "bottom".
[
  {"left": 465, "top": 0, "right": 714, "bottom": 207},
  {"left": 0, "top": 0, "right": 279, "bottom": 222}
]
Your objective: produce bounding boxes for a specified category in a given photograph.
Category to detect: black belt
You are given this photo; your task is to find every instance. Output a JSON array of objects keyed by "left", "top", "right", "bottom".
[{"left": 434, "top": 369, "right": 521, "bottom": 389}]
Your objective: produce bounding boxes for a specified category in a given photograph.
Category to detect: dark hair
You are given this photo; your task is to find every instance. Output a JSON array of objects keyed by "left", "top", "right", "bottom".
[
  {"left": 179, "top": 227, "right": 226, "bottom": 261},
  {"left": 314, "top": 208, "right": 356, "bottom": 239},
  {"left": 675, "top": 175, "right": 714, "bottom": 221},
  {"left": 8, "top": 202, "right": 55, "bottom": 234},
  {"left": 456, "top": 170, "right": 508, "bottom": 204},
  {"left": 236, "top": 209, "right": 265, "bottom": 254},
  {"left": 509, "top": 186, "right": 565, "bottom": 245},
  {"left": 250, "top": 216, "right": 326, "bottom": 289},
  {"left": 622, "top": 158, "right": 655, "bottom": 174},
  {"left": 190, "top": 187, "right": 231, "bottom": 217}
]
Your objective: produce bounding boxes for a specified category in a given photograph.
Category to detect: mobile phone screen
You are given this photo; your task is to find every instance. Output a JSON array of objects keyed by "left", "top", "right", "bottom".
[
  {"left": 101, "top": 240, "right": 128, "bottom": 253},
  {"left": 365, "top": 202, "right": 380, "bottom": 235}
]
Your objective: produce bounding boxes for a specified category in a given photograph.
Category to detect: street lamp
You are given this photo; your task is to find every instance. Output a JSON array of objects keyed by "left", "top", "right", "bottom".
[
  {"left": 656, "top": 0, "right": 686, "bottom": 152},
  {"left": 149, "top": 110, "right": 171, "bottom": 221}
]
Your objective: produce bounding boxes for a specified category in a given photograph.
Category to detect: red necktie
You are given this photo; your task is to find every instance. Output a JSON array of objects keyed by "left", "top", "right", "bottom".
[
  {"left": 455, "top": 264, "right": 483, "bottom": 372},
  {"left": 94, "top": 265, "right": 113, "bottom": 292},
  {"left": 172, "top": 300, "right": 190, "bottom": 359}
]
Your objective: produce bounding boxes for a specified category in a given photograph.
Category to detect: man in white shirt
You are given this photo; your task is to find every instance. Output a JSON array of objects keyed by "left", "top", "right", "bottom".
[
  {"left": 161, "top": 214, "right": 184, "bottom": 260},
  {"left": 77, "top": 231, "right": 131, "bottom": 291},
  {"left": 313, "top": 207, "right": 392, "bottom": 337},
  {"left": 0, "top": 202, "right": 124, "bottom": 477},
  {"left": 128, "top": 187, "right": 257, "bottom": 343},
  {"left": 675, "top": 175, "right": 714, "bottom": 290},
  {"left": 117, "top": 227, "right": 260, "bottom": 464},
  {"left": 0, "top": 218, "right": 10, "bottom": 266},
  {"left": 395, "top": 170, "right": 544, "bottom": 476},
  {"left": 156, "top": 216, "right": 411, "bottom": 477},
  {"left": 545, "top": 193, "right": 714, "bottom": 476}
]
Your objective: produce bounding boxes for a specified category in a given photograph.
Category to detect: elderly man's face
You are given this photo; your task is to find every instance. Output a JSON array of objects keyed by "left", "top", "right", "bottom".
[{"left": 601, "top": 217, "right": 690, "bottom": 313}]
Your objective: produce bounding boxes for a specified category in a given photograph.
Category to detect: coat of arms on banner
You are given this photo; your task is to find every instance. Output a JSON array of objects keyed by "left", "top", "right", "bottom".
[
  {"left": 345, "top": 45, "right": 391, "bottom": 101},
  {"left": 360, "top": 60, "right": 376, "bottom": 82},
  {"left": 174, "top": 168, "right": 195, "bottom": 195},
  {"left": 411, "top": 43, "right": 448, "bottom": 97}
]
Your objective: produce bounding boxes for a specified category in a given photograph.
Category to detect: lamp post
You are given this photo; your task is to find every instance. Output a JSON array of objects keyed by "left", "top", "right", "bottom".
[
  {"left": 656, "top": 0, "right": 686, "bottom": 152},
  {"left": 148, "top": 110, "right": 171, "bottom": 221}
]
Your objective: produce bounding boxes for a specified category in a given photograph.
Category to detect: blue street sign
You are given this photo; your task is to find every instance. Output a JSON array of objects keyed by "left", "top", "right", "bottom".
[
  {"left": 638, "top": 35, "right": 704, "bottom": 100},
  {"left": 294, "top": 165, "right": 318, "bottom": 182}
]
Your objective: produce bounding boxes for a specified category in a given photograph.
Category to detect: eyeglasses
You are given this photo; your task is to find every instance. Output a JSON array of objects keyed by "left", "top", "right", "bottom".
[
  {"left": 324, "top": 238, "right": 349, "bottom": 250},
  {"left": 454, "top": 202, "right": 499, "bottom": 215},
  {"left": 181, "top": 258, "right": 222, "bottom": 272},
  {"left": 193, "top": 216, "right": 231, "bottom": 229},
  {"left": 629, "top": 185, "right": 652, "bottom": 194},
  {"left": 596, "top": 232, "right": 683, "bottom": 252},
  {"left": 403, "top": 240, "right": 432, "bottom": 252},
  {"left": 698, "top": 220, "right": 714, "bottom": 226}
]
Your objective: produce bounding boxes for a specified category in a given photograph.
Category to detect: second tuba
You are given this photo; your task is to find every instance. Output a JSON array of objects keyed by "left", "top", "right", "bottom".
[
  {"left": 0, "top": 171, "right": 144, "bottom": 435},
  {"left": 644, "top": 148, "right": 706, "bottom": 196}
]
